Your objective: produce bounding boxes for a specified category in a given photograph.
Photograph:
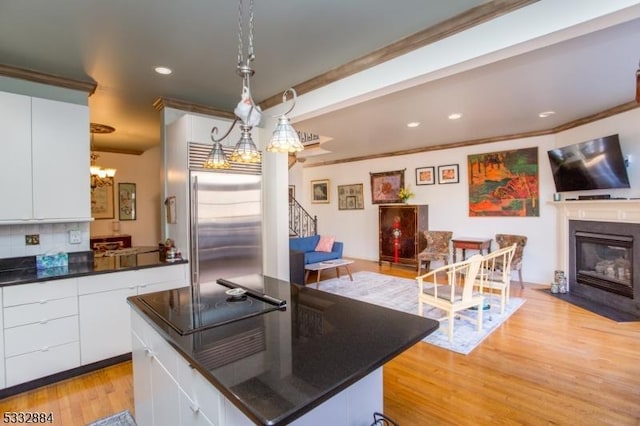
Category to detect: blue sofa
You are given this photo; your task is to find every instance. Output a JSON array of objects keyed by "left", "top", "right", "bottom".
[{"left": 289, "top": 235, "right": 344, "bottom": 265}]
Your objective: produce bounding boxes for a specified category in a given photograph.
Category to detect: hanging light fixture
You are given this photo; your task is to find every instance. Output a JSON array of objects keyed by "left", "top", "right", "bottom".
[
  {"left": 90, "top": 123, "right": 117, "bottom": 190},
  {"left": 636, "top": 59, "right": 639, "bottom": 103},
  {"left": 204, "top": 0, "right": 303, "bottom": 167},
  {"left": 267, "top": 88, "right": 304, "bottom": 153}
]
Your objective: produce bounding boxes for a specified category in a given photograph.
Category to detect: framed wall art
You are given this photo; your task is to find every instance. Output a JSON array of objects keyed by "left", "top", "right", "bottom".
[
  {"left": 288, "top": 185, "right": 295, "bottom": 202},
  {"left": 370, "top": 169, "right": 404, "bottom": 204},
  {"left": 415, "top": 166, "right": 435, "bottom": 185},
  {"left": 438, "top": 164, "right": 459, "bottom": 184},
  {"left": 467, "top": 147, "right": 539, "bottom": 217},
  {"left": 91, "top": 179, "right": 114, "bottom": 219},
  {"left": 338, "top": 183, "right": 364, "bottom": 210},
  {"left": 118, "top": 182, "right": 136, "bottom": 221},
  {"left": 311, "top": 179, "right": 330, "bottom": 203}
]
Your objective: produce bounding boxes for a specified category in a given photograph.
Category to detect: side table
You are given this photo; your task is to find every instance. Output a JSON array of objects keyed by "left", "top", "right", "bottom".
[{"left": 452, "top": 237, "right": 492, "bottom": 262}]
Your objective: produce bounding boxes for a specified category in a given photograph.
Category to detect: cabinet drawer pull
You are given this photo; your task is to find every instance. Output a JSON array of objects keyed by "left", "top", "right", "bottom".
[
  {"left": 39, "top": 299, "right": 49, "bottom": 304},
  {"left": 144, "top": 348, "right": 155, "bottom": 359},
  {"left": 39, "top": 319, "right": 49, "bottom": 324},
  {"left": 41, "top": 346, "right": 49, "bottom": 352},
  {"left": 189, "top": 402, "right": 200, "bottom": 413}
]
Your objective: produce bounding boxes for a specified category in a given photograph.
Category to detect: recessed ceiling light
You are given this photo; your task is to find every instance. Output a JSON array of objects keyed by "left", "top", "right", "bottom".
[
  {"left": 406, "top": 122, "right": 421, "bottom": 128},
  {"left": 448, "top": 113, "right": 463, "bottom": 120},
  {"left": 538, "top": 111, "right": 555, "bottom": 118},
  {"left": 154, "top": 66, "right": 173, "bottom": 75}
]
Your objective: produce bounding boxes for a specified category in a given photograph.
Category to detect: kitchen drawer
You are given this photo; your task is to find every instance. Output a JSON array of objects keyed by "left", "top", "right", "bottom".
[
  {"left": 78, "top": 270, "right": 137, "bottom": 295},
  {"left": 4, "top": 296, "right": 78, "bottom": 328},
  {"left": 140, "top": 264, "right": 185, "bottom": 285},
  {"left": 5, "top": 341, "right": 80, "bottom": 387},
  {"left": 3, "top": 277, "right": 78, "bottom": 307},
  {"left": 4, "top": 315, "right": 79, "bottom": 357}
]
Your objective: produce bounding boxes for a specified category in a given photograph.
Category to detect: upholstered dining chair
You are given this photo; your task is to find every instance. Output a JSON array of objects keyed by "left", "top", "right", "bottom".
[
  {"left": 476, "top": 243, "right": 517, "bottom": 315},
  {"left": 494, "top": 234, "right": 528, "bottom": 288},
  {"left": 416, "top": 254, "right": 485, "bottom": 342},
  {"left": 417, "top": 230, "right": 453, "bottom": 275}
]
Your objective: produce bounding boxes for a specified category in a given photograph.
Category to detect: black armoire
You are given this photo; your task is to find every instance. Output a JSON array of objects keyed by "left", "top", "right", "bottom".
[{"left": 378, "top": 204, "right": 428, "bottom": 269}]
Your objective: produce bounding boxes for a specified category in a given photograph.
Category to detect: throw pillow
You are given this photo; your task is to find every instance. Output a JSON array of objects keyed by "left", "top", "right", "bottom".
[{"left": 315, "top": 235, "right": 335, "bottom": 252}]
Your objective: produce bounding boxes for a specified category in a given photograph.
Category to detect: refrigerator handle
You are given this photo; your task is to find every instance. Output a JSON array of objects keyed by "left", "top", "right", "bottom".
[{"left": 191, "top": 175, "right": 200, "bottom": 287}]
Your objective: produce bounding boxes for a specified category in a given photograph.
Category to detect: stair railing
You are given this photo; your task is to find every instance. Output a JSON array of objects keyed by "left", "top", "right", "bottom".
[{"left": 289, "top": 195, "right": 317, "bottom": 237}]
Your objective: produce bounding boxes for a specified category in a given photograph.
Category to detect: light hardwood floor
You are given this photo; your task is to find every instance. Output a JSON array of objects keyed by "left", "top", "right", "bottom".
[{"left": 1, "top": 258, "right": 639, "bottom": 425}]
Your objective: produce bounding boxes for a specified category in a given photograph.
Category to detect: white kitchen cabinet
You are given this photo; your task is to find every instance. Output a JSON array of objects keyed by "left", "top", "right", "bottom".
[
  {"left": 0, "top": 91, "right": 91, "bottom": 223},
  {"left": 0, "top": 91, "right": 32, "bottom": 221},
  {"left": 136, "top": 263, "right": 187, "bottom": 295},
  {"left": 2, "top": 277, "right": 80, "bottom": 387},
  {"left": 31, "top": 97, "right": 90, "bottom": 220},
  {"left": 131, "top": 311, "right": 181, "bottom": 426},
  {"left": 0, "top": 292, "right": 4, "bottom": 389},
  {"left": 79, "top": 264, "right": 187, "bottom": 365}
]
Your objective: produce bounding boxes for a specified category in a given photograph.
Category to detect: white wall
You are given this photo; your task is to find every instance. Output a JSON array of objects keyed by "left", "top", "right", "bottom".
[
  {"left": 295, "top": 109, "right": 640, "bottom": 285},
  {"left": 90, "top": 146, "right": 162, "bottom": 246}
]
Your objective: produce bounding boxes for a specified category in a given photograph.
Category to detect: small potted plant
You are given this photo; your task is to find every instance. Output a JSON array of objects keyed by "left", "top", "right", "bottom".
[{"left": 398, "top": 186, "right": 414, "bottom": 204}]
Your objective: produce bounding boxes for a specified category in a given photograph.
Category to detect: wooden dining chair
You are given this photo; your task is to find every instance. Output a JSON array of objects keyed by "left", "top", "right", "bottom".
[
  {"left": 476, "top": 243, "right": 517, "bottom": 315},
  {"left": 416, "top": 254, "right": 484, "bottom": 342}
]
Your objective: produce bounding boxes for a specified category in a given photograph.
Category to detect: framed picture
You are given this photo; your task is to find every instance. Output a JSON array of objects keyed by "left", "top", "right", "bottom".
[
  {"left": 468, "top": 147, "right": 539, "bottom": 217},
  {"left": 438, "top": 164, "right": 459, "bottom": 184},
  {"left": 338, "top": 183, "right": 364, "bottom": 210},
  {"left": 118, "top": 183, "right": 136, "bottom": 221},
  {"left": 370, "top": 169, "right": 404, "bottom": 204},
  {"left": 91, "top": 179, "right": 114, "bottom": 219},
  {"left": 288, "top": 185, "right": 295, "bottom": 202},
  {"left": 415, "top": 166, "right": 435, "bottom": 185},
  {"left": 311, "top": 179, "right": 330, "bottom": 203}
]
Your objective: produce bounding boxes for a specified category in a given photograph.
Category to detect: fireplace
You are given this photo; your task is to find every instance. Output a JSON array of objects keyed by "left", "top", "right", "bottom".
[{"left": 568, "top": 220, "right": 640, "bottom": 317}]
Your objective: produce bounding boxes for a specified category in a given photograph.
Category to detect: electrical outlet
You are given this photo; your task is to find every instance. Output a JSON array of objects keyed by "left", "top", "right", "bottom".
[
  {"left": 69, "top": 229, "right": 82, "bottom": 244},
  {"left": 25, "top": 234, "right": 40, "bottom": 245}
]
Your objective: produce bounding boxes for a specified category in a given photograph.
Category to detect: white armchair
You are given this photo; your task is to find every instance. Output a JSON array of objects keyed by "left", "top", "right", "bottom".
[{"left": 416, "top": 254, "right": 485, "bottom": 342}]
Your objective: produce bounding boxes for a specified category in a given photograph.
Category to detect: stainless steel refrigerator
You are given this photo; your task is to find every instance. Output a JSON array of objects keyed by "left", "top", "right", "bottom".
[{"left": 190, "top": 170, "right": 262, "bottom": 286}]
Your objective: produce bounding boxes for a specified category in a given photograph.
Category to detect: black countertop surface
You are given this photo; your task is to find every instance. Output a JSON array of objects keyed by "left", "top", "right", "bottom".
[
  {"left": 127, "top": 274, "right": 439, "bottom": 425},
  {"left": 0, "top": 248, "right": 188, "bottom": 287}
]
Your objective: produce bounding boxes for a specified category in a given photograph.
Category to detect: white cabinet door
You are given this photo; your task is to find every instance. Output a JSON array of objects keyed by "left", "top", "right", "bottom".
[
  {"left": 0, "top": 91, "right": 32, "bottom": 221},
  {"left": 79, "top": 287, "right": 137, "bottom": 365},
  {"left": 31, "top": 97, "right": 90, "bottom": 220},
  {"left": 0, "top": 292, "right": 4, "bottom": 389},
  {"left": 131, "top": 316, "right": 181, "bottom": 426},
  {"left": 131, "top": 331, "right": 154, "bottom": 426}
]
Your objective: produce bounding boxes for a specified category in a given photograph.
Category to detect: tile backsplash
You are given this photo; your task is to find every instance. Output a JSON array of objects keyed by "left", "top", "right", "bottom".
[{"left": 0, "top": 222, "right": 90, "bottom": 258}]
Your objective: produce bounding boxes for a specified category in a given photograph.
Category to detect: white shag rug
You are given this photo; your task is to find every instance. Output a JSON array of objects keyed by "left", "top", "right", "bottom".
[{"left": 313, "top": 271, "right": 525, "bottom": 355}]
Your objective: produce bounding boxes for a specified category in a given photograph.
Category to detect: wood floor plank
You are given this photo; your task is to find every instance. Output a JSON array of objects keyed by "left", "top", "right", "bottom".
[{"left": 0, "top": 258, "right": 638, "bottom": 425}]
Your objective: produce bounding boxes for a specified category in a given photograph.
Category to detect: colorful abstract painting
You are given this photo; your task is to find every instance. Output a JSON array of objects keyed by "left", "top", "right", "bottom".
[{"left": 467, "top": 147, "right": 539, "bottom": 217}]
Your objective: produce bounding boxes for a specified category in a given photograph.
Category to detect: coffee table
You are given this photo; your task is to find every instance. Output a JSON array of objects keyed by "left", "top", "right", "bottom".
[{"left": 304, "top": 259, "right": 354, "bottom": 285}]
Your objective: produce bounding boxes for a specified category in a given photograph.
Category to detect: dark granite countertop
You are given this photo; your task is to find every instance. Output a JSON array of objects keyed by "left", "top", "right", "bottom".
[
  {"left": 0, "top": 248, "right": 188, "bottom": 287},
  {"left": 127, "top": 274, "right": 438, "bottom": 425}
]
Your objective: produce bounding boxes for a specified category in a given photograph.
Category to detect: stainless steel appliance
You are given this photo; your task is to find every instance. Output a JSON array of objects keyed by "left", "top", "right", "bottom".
[{"left": 190, "top": 170, "right": 262, "bottom": 287}]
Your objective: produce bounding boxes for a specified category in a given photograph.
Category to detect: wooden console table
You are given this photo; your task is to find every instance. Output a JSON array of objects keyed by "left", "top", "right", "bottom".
[{"left": 452, "top": 237, "right": 492, "bottom": 262}]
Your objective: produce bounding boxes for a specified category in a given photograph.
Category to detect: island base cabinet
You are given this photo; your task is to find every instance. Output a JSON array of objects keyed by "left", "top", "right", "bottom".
[{"left": 131, "top": 309, "right": 384, "bottom": 426}]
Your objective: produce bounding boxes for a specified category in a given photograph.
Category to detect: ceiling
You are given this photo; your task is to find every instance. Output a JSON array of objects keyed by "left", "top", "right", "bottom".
[{"left": 1, "top": 1, "right": 639, "bottom": 163}]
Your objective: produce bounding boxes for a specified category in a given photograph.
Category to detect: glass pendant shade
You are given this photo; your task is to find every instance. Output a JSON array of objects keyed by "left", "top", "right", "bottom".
[
  {"left": 204, "top": 141, "right": 231, "bottom": 169},
  {"left": 267, "top": 115, "right": 304, "bottom": 153},
  {"left": 229, "top": 126, "right": 261, "bottom": 163}
]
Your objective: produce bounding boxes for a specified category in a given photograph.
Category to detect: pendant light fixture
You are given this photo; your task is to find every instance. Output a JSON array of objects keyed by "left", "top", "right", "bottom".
[
  {"left": 204, "top": 0, "right": 303, "bottom": 168},
  {"left": 636, "top": 59, "right": 639, "bottom": 103},
  {"left": 90, "top": 123, "right": 117, "bottom": 190}
]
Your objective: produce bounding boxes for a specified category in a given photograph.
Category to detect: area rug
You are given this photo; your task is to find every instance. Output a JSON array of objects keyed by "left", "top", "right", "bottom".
[
  {"left": 86, "top": 410, "right": 136, "bottom": 426},
  {"left": 314, "top": 271, "right": 525, "bottom": 355}
]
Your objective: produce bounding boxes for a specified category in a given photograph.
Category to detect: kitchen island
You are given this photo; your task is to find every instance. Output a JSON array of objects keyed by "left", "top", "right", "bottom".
[{"left": 128, "top": 274, "right": 438, "bottom": 425}]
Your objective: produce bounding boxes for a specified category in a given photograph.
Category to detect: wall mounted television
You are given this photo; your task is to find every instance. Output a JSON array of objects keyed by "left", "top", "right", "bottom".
[{"left": 547, "top": 134, "right": 630, "bottom": 192}]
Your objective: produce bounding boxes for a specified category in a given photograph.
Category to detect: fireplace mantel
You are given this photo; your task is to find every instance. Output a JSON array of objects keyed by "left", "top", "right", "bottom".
[{"left": 551, "top": 200, "right": 640, "bottom": 280}]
